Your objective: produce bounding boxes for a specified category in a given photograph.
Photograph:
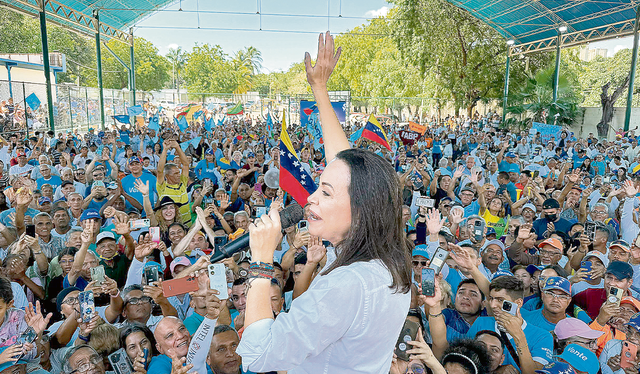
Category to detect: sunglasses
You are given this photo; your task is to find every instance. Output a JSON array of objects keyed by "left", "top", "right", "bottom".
[{"left": 412, "top": 260, "right": 428, "bottom": 267}]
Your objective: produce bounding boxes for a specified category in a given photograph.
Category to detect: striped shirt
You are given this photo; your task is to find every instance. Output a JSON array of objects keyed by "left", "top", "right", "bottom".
[{"left": 157, "top": 174, "right": 191, "bottom": 223}]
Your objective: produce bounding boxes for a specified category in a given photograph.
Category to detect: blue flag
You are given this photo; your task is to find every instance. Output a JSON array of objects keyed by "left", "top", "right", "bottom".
[
  {"left": 266, "top": 113, "right": 274, "bottom": 138},
  {"left": 179, "top": 140, "right": 191, "bottom": 151},
  {"left": 175, "top": 116, "right": 188, "bottom": 132},
  {"left": 349, "top": 127, "right": 364, "bottom": 145},
  {"left": 112, "top": 115, "right": 130, "bottom": 124},
  {"left": 204, "top": 117, "right": 213, "bottom": 132},
  {"left": 191, "top": 136, "right": 202, "bottom": 149},
  {"left": 148, "top": 114, "right": 160, "bottom": 131},
  {"left": 193, "top": 110, "right": 204, "bottom": 120},
  {"left": 25, "top": 93, "right": 41, "bottom": 111},
  {"left": 127, "top": 105, "right": 144, "bottom": 117},
  {"left": 217, "top": 119, "right": 224, "bottom": 127}
]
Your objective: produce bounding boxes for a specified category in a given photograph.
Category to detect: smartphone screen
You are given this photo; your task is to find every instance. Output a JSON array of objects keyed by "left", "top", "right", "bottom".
[
  {"left": 421, "top": 268, "right": 435, "bottom": 297},
  {"left": 25, "top": 225, "right": 35, "bottom": 237},
  {"left": 428, "top": 247, "right": 449, "bottom": 274}
]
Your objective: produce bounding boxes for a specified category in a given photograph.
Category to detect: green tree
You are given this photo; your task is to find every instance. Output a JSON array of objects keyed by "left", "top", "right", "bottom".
[
  {"left": 390, "top": 0, "right": 550, "bottom": 116},
  {"left": 183, "top": 43, "right": 236, "bottom": 94},
  {"left": 101, "top": 37, "right": 170, "bottom": 91},
  {"left": 166, "top": 47, "right": 187, "bottom": 93}
]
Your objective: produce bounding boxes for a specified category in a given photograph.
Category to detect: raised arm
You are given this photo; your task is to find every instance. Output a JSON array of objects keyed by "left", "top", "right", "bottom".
[{"left": 304, "top": 32, "right": 349, "bottom": 161}]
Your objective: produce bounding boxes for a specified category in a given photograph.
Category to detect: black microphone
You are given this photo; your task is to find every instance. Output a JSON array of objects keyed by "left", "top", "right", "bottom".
[{"left": 209, "top": 203, "right": 304, "bottom": 263}]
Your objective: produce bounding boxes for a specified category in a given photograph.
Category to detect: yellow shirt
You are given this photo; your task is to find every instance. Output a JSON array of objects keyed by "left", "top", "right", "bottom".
[
  {"left": 157, "top": 174, "right": 191, "bottom": 224},
  {"left": 481, "top": 210, "right": 508, "bottom": 238}
]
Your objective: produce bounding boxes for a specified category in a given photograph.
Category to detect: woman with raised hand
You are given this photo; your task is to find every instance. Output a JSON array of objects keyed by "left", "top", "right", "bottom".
[{"left": 237, "top": 31, "right": 412, "bottom": 373}]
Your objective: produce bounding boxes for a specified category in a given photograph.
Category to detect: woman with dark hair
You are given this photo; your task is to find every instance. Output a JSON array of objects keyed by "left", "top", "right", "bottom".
[
  {"left": 120, "top": 322, "right": 157, "bottom": 373},
  {"left": 237, "top": 32, "right": 412, "bottom": 373}
]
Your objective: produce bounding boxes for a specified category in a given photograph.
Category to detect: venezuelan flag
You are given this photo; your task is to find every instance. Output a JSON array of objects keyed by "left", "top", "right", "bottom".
[
  {"left": 362, "top": 114, "right": 391, "bottom": 151},
  {"left": 279, "top": 112, "right": 317, "bottom": 205}
]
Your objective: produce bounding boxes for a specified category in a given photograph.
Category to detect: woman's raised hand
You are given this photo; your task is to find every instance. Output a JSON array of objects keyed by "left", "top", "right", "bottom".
[{"left": 304, "top": 31, "right": 342, "bottom": 90}]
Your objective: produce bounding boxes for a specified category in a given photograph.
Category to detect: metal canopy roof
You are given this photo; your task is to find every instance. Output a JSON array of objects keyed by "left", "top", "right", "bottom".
[
  {"left": 0, "top": 0, "right": 176, "bottom": 44},
  {"left": 445, "top": 0, "right": 640, "bottom": 55}
]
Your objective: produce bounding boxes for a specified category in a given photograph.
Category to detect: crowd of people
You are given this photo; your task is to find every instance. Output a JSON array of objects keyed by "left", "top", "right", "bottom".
[{"left": 1, "top": 34, "right": 640, "bottom": 374}]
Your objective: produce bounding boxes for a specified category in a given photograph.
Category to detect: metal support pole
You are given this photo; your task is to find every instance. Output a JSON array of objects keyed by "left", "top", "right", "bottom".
[
  {"left": 68, "top": 87, "right": 73, "bottom": 131},
  {"left": 130, "top": 28, "right": 136, "bottom": 105},
  {"left": 625, "top": 5, "right": 640, "bottom": 132},
  {"left": 112, "top": 90, "right": 115, "bottom": 116},
  {"left": 94, "top": 10, "right": 105, "bottom": 130},
  {"left": 22, "top": 82, "right": 29, "bottom": 138},
  {"left": 38, "top": 0, "right": 55, "bottom": 132},
  {"left": 552, "top": 32, "right": 561, "bottom": 104},
  {"left": 85, "top": 87, "right": 90, "bottom": 129},
  {"left": 502, "top": 53, "right": 511, "bottom": 124},
  {"left": 7, "top": 66, "right": 12, "bottom": 99}
]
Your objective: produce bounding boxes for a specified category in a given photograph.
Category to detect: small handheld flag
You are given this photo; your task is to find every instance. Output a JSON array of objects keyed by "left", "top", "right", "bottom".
[
  {"left": 25, "top": 93, "right": 41, "bottom": 111},
  {"left": 112, "top": 115, "right": 130, "bottom": 124},
  {"left": 362, "top": 114, "right": 391, "bottom": 151}
]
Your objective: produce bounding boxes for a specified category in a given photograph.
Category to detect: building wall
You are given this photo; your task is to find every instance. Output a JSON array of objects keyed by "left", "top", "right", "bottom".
[
  {"left": 0, "top": 66, "right": 57, "bottom": 85},
  {"left": 568, "top": 107, "right": 640, "bottom": 140}
]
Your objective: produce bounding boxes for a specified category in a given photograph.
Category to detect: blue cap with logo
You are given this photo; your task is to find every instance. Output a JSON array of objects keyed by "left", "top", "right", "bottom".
[
  {"left": 535, "top": 361, "right": 576, "bottom": 374},
  {"left": 607, "top": 261, "right": 634, "bottom": 280},
  {"left": 205, "top": 148, "right": 214, "bottom": 155},
  {"left": 80, "top": 209, "right": 101, "bottom": 221},
  {"left": 543, "top": 276, "right": 571, "bottom": 295},
  {"left": 558, "top": 344, "right": 599, "bottom": 374},
  {"left": 128, "top": 156, "right": 142, "bottom": 164},
  {"left": 412, "top": 244, "right": 430, "bottom": 259},
  {"left": 626, "top": 312, "right": 640, "bottom": 332},
  {"left": 492, "top": 270, "right": 514, "bottom": 281}
]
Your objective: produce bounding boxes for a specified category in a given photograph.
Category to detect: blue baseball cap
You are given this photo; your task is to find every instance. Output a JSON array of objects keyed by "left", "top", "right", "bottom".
[
  {"left": 486, "top": 227, "right": 497, "bottom": 237},
  {"left": 558, "top": 344, "right": 599, "bottom": 374},
  {"left": 509, "top": 163, "right": 521, "bottom": 174},
  {"left": 38, "top": 197, "right": 51, "bottom": 205},
  {"left": 607, "top": 261, "right": 634, "bottom": 280},
  {"left": 128, "top": 156, "right": 142, "bottom": 164},
  {"left": 626, "top": 312, "right": 640, "bottom": 332},
  {"left": 506, "top": 152, "right": 516, "bottom": 158},
  {"left": 535, "top": 361, "right": 576, "bottom": 374},
  {"left": 526, "top": 264, "right": 543, "bottom": 276},
  {"left": 80, "top": 209, "right": 101, "bottom": 221},
  {"left": 543, "top": 276, "right": 571, "bottom": 295},
  {"left": 205, "top": 148, "right": 214, "bottom": 155},
  {"left": 492, "top": 270, "right": 514, "bottom": 280},
  {"left": 247, "top": 152, "right": 256, "bottom": 158},
  {"left": 412, "top": 244, "right": 430, "bottom": 259}
]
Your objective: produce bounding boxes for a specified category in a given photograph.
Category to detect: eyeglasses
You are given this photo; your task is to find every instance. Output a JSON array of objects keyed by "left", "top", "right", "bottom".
[
  {"left": 126, "top": 296, "right": 152, "bottom": 305},
  {"left": 543, "top": 290, "right": 571, "bottom": 301},
  {"left": 539, "top": 249, "right": 562, "bottom": 257},
  {"left": 76, "top": 171, "right": 85, "bottom": 175},
  {"left": 62, "top": 297, "right": 79, "bottom": 305},
  {"left": 569, "top": 338, "right": 598, "bottom": 349},
  {"left": 69, "top": 354, "right": 102, "bottom": 374},
  {"left": 406, "top": 363, "right": 427, "bottom": 374},
  {"left": 412, "top": 260, "right": 428, "bottom": 267}
]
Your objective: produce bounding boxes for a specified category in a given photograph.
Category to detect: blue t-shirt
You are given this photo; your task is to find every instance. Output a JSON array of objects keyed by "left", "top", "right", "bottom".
[
  {"left": 505, "top": 182, "right": 518, "bottom": 202},
  {"left": 121, "top": 171, "right": 158, "bottom": 209},
  {"left": 532, "top": 217, "right": 573, "bottom": 239},
  {"left": 87, "top": 198, "right": 108, "bottom": 212},
  {"left": 0, "top": 208, "right": 39, "bottom": 227},
  {"left": 36, "top": 175, "right": 62, "bottom": 190},
  {"left": 463, "top": 316, "right": 553, "bottom": 367},
  {"left": 63, "top": 274, "right": 89, "bottom": 290},
  {"left": 572, "top": 155, "right": 587, "bottom": 169},
  {"left": 457, "top": 200, "right": 480, "bottom": 218},
  {"left": 194, "top": 160, "right": 219, "bottom": 185},
  {"left": 148, "top": 355, "right": 172, "bottom": 374}
]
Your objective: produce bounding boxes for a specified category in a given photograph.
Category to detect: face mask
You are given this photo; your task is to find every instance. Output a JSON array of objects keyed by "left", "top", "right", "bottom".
[{"left": 545, "top": 213, "right": 557, "bottom": 222}]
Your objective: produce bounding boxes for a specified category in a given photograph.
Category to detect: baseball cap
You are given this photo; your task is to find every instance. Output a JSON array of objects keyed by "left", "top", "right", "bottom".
[
  {"left": 484, "top": 239, "right": 505, "bottom": 252},
  {"left": 632, "top": 164, "right": 640, "bottom": 176},
  {"left": 128, "top": 156, "right": 142, "bottom": 164},
  {"left": 554, "top": 318, "right": 604, "bottom": 340},
  {"left": 412, "top": 244, "right": 430, "bottom": 259},
  {"left": 607, "top": 261, "right": 634, "bottom": 280},
  {"left": 583, "top": 251, "right": 606, "bottom": 265},
  {"left": 38, "top": 197, "right": 51, "bottom": 205},
  {"left": 16, "top": 151, "right": 26, "bottom": 157},
  {"left": 61, "top": 180, "right": 74, "bottom": 188},
  {"left": 539, "top": 238, "right": 563, "bottom": 251},
  {"left": 492, "top": 270, "right": 514, "bottom": 280},
  {"left": 96, "top": 231, "right": 116, "bottom": 244},
  {"left": 506, "top": 152, "right": 516, "bottom": 158},
  {"left": 170, "top": 256, "right": 191, "bottom": 275},
  {"left": 535, "top": 361, "right": 576, "bottom": 374},
  {"left": 533, "top": 156, "right": 544, "bottom": 163},
  {"left": 609, "top": 239, "right": 630, "bottom": 252},
  {"left": 543, "top": 198, "right": 560, "bottom": 209},
  {"left": 125, "top": 206, "right": 140, "bottom": 215},
  {"left": 80, "top": 209, "right": 101, "bottom": 221},
  {"left": 621, "top": 296, "right": 640, "bottom": 312},
  {"left": 626, "top": 312, "right": 640, "bottom": 332},
  {"left": 247, "top": 152, "right": 256, "bottom": 158},
  {"left": 205, "top": 148, "right": 214, "bottom": 155},
  {"left": 526, "top": 264, "right": 543, "bottom": 275},
  {"left": 542, "top": 276, "right": 571, "bottom": 295},
  {"left": 460, "top": 186, "right": 475, "bottom": 194},
  {"left": 522, "top": 203, "right": 537, "bottom": 213},
  {"left": 486, "top": 227, "right": 497, "bottom": 237},
  {"left": 558, "top": 344, "right": 599, "bottom": 374}
]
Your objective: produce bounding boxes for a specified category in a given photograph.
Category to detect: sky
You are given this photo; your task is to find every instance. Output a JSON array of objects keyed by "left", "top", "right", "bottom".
[{"left": 134, "top": 0, "right": 391, "bottom": 73}]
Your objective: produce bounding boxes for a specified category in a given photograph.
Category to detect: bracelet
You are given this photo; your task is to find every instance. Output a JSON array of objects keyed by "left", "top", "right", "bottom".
[
  {"left": 249, "top": 262, "right": 274, "bottom": 271},
  {"left": 33, "top": 251, "right": 42, "bottom": 255},
  {"left": 248, "top": 267, "right": 274, "bottom": 279},
  {"left": 110, "top": 290, "right": 120, "bottom": 298},
  {"left": 428, "top": 311, "right": 443, "bottom": 318},
  {"left": 78, "top": 334, "right": 90, "bottom": 342}
]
